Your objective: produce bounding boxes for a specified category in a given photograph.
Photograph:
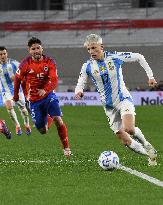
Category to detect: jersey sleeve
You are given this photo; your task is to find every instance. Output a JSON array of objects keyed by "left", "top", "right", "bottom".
[
  {"left": 15, "top": 61, "right": 26, "bottom": 80},
  {"left": 43, "top": 59, "right": 58, "bottom": 92},
  {"left": 113, "top": 52, "right": 154, "bottom": 79},
  {"left": 8, "top": 59, "right": 19, "bottom": 80},
  {"left": 75, "top": 63, "right": 88, "bottom": 94},
  {"left": 13, "top": 61, "right": 26, "bottom": 101},
  {"left": 12, "top": 60, "right": 20, "bottom": 73}
]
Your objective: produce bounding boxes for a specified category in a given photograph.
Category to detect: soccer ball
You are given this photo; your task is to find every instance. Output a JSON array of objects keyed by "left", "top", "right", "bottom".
[{"left": 98, "top": 151, "right": 119, "bottom": 171}]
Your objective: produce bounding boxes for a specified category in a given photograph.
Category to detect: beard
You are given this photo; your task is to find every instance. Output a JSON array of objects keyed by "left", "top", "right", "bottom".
[{"left": 33, "top": 53, "right": 42, "bottom": 61}]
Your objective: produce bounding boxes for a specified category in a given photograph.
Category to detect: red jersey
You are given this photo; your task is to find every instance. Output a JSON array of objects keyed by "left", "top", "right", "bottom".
[{"left": 14, "top": 55, "right": 58, "bottom": 102}]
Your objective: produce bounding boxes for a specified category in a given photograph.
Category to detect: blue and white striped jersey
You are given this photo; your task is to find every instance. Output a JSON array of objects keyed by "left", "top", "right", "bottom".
[
  {"left": 0, "top": 58, "right": 19, "bottom": 95},
  {"left": 75, "top": 51, "right": 154, "bottom": 108}
]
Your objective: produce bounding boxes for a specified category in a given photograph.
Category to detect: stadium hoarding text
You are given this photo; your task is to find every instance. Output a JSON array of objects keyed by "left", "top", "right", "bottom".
[
  {"left": 130, "top": 91, "right": 163, "bottom": 106},
  {"left": 57, "top": 91, "right": 163, "bottom": 106},
  {"left": 57, "top": 92, "right": 101, "bottom": 106},
  {"left": 0, "top": 91, "right": 163, "bottom": 106}
]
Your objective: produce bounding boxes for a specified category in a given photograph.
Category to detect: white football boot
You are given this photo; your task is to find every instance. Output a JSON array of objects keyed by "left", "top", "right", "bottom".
[
  {"left": 64, "top": 148, "right": 72, "bottom": 157},
  {"left": 144, "top": 143, "right": 157, "bottom": 166}
]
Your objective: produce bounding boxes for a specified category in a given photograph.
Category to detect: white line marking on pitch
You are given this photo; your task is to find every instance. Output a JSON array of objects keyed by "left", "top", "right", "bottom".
[
  {"left": 0, "top": 159, "right": 91, "bottom": 164},
  {"left": 119, "top": 164, "right": 163, "bottom": 188},
  {"left": 0, "top": 159, "right": 163, "bottom": 188}
]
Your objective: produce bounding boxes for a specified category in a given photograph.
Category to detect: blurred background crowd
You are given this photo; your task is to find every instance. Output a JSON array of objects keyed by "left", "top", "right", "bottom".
[{"left": 0, "top": 0, "right": 163, "bottom": 92}]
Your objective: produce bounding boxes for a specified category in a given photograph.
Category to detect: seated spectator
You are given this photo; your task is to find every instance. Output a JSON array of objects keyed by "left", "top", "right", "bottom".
[
  {"left": 156, "top": 80, "right": 163, "bottom": 91},
  {"left": 67, "top": 86, "right": 74, "bottom": 92},
  {"left": 135, "top": 86, "right": 146, "bottom": 91},
  {"left": 149, "top": 80, "right": 163, "bottom": 91}
]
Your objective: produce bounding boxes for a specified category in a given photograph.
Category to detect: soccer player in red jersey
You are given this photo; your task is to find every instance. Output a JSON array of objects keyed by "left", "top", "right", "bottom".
[{"left": 13, "top": 37, "right": 71, "bottom": 157}]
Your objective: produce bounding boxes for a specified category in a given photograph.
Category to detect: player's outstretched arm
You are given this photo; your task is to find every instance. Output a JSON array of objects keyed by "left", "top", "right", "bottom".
[
  {"left": 117, "top": 52, "right": 155, "bottom": 81},
  {"left": 75, "top": 63, "right": 88, "bottom": 99}
]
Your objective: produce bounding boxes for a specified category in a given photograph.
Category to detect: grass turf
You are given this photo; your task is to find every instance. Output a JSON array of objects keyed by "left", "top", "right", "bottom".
[{"left": 0, "top": 106, "right": 162, "bottom": 205}]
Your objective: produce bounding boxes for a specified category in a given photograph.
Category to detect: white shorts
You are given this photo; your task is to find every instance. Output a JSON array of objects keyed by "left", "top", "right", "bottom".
[
  {"left": 104, "top": 99, "right": 136, "bottom": 133},
  {"left": 2, "top": 91, "right": 26, "bottom": 107}
]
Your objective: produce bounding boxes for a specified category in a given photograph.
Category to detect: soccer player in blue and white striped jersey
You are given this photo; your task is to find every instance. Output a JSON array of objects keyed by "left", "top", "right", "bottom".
[
  {"left": 75, "top": 34, "right": 157, "bottom": 166},
  {"left": 0, "top": 46, "right": 31, "bottom": 135}
]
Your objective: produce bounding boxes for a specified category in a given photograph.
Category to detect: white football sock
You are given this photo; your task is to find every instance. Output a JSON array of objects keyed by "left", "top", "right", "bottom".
[
  {"left": 134, "top": 127, "right": 148, "bottom": 146},
  {"left": 8, "top": 108, "right": 20, "bottom": 126},
  {"left": 19, "top": 107, "right": 30, "bottom": 126},
  {"left": 128, "top": 139, "right": 148, "bottom": 155}
]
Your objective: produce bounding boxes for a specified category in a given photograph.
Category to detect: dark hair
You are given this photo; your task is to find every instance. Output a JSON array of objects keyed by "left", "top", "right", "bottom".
[
  {"left": 0, "top": 46, "right": 7, "bottom": 51},
  {"left": 28, "top": 37, "right": 42, "bottom": 47}
]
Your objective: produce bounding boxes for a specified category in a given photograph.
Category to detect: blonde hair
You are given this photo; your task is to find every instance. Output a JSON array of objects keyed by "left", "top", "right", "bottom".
[{"left": 84, "top": 34, "right": 103, "bottom": 47}]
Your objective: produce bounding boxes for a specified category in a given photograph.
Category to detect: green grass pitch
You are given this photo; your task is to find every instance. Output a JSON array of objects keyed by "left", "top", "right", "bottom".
[{"left": 0, "top": 106, "right": 162, "bottom": 205}]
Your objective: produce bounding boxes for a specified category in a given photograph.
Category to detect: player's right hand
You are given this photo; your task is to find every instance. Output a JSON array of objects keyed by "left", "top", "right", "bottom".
[{"left": 75, "top": 92, "right": 84, "bottom": 100}]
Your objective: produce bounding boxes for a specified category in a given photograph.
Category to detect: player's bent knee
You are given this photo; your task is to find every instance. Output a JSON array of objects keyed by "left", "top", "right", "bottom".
[
  {"left": 117, "top": 135, "right": 131, "bottom": 145},
  {"left": 122, "top": 138, "right": 131, "bottom": 146},
  {"left": 22, "top": 108, "right": 29, "bottom": 117},
  {"left": 5, "top": 103, "right": 14, "bottom": 110},
  {"left": 116, "top": 130, "right": 132, "bottom": 145},
  {"left": 53, "top": 116, "right": 63, "bottom": 127},
  {"left": 123, "top": 127, "right": 135, "bottom": 135}
]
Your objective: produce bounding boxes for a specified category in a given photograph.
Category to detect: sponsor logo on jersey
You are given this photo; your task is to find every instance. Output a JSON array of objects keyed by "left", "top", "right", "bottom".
[
  {"left": 108, "top": 62, "right": 114, "bottom": 70},
  {"left": 99, "top": 66, "right": 107, "bottom": 73},
  {"left": 8, "top": 67, "right": 12, "bottom": 72},
  {"left": 50, "top": 98, "right": 54, "bottom": 102},
  {"left": 29, "top": 69, "right": 34, "bottom": 73}
]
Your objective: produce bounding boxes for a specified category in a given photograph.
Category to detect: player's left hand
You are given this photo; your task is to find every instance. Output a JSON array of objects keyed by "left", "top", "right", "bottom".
[
  {"left": 37, "top": 89, "right": 46, "bottom": 96},
  {"left": 148, "top": 78, "right": 157, "bottom": 87}
]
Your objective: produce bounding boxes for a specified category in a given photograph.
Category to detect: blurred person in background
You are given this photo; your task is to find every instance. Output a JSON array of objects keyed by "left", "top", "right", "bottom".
[
  {"left": 149, "top": 80, "right": 163, "bottom": 91},
  {"left": 13, "top": 37, "right": 71, "bottom": 157},
  {"left": 134, "top": 85, "right": 146, "bottom": 91},
  {"left": 0, "top": 46, "right": 31, "bottom": 136},
  {"left": 157, "top": 80, "right": 163, "bottom": 91},
  {"left": 75, "top": 34, "right": 157, "bottom": 166}
]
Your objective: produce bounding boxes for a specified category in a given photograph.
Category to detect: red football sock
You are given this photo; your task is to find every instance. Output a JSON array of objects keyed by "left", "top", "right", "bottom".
[
  {"left": 57, "top": 123, "right": 70, "bottom": 149},
  {"left": 47, "top": 115, "right": 53, "bottom": 129}
]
